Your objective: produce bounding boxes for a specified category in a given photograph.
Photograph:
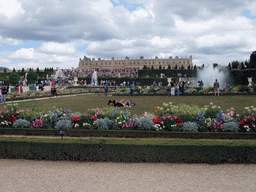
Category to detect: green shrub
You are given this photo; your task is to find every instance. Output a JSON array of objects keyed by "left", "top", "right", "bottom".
[
  {"left": 182, "top": 122, "right": 198, "bottom": 132},
  {"left": 55, "top": 120, "right": 73, "bottom": 130},
  {"left": 203, "top": 102, "right": 221, "bottom": 119},
  {"left": 136, "top": 116, "right": 154, "bottom": 130},
  {"left": 222, "top": 122, "right": 239, "bottom": 132},
  {"left": 19, "top": 110, "right": 40, "bottom": 122},
  {"left": 79, "top": 115, "right": 94, "bottom": 125},
  {"left": 12, "top": 119, "right": 31, "bottom": 128},
  {"left": 95, "top": 118, "right": 113, "bottom": 130}
]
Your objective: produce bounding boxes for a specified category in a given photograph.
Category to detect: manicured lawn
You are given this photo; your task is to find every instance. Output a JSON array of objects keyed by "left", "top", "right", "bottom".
[
  {"left": 1, "top": 94, "right": 255, "bottom": 116},
  {"left": 1, "top": 136, "right": 256, "bottom": 146}
]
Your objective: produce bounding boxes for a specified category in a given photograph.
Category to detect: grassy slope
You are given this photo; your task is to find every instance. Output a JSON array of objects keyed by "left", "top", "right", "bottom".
[{"left": 0, "top": 94, "right": 255, "bottom": 116}]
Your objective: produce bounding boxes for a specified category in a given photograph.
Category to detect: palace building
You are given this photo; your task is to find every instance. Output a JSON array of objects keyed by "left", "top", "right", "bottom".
[{"left": 78, "top": 55, "right": 193, "bottom": 71}]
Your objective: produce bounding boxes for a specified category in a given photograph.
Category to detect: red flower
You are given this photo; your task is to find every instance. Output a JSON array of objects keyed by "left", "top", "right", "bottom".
[
  {"left": 152, "top": 116, "right": 163, "bottom": 124},
  {"left": 72, "top": 116, "right": 80, "bottom": 122},
  {"left": 239, "top": 118, "right": 249, "bottom": 126},
  {"left": 175, "top": 117, "right": 183, "bottom": 125},
  {"left": 10, "top": 115, "right": 17, "bottom": 124},
  {"left": 94, "top": 116, "right": 97, "bottom": 121}
]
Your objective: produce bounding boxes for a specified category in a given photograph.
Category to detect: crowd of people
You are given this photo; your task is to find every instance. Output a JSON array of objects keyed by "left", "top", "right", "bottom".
[{"left": 79, "top": 68, "right": 138, "bottom": 78}]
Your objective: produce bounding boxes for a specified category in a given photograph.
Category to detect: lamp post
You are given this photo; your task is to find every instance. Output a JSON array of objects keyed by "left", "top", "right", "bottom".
[{"left": 60, "top": 127, "right": 65, "bottom": 140}]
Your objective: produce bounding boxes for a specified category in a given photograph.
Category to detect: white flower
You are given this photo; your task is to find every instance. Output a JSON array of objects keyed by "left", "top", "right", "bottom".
[{"left": 75, "top": 123, "right": 79, "bottom": 127}]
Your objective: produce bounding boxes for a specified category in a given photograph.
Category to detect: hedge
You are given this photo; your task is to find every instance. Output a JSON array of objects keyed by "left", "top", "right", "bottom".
[
  {"left": 1, "top": 128, "right": 256, "bottom": 140},
  {"left": 0, "top": 137, "right": 256, "bottom": 163}
]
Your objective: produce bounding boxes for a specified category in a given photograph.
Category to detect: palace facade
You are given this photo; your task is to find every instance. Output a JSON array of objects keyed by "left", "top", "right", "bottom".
[{"left": 78, "top": 55, "right": 193, "bottom": 71}]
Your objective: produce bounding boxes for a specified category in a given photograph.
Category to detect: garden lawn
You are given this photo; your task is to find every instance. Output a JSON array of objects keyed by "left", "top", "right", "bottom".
[
  {"left": 1, "top": 136, "right": 256, "bottom": 146},
  {"left": 0, "top": 94, "right": 255, "bottom": 116}
]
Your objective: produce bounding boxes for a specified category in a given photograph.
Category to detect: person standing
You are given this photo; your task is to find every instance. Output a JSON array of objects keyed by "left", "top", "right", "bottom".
[
  {"left": 20, "top": 85, "right": 23, "bottom": 96},
  {"left": 214, "top": 79, "right": 220, "bottom": 96},
  {"left": 177, "top": 82, "right": 180, "bottom": 96},
  {"left": 171, "top": 81, "right": 175, "bottom": 96},
  {"left": 15, "top": 84, "right": 19, "bottom": 92},
  {"left": 1, "top": 84, "right": 7, "bottom": 104},
  {"left": 104, "top": 82, "right": 109, "bottom": 96},
  {"left": 181, "top": 81, "right": 185, "bottom": 96},
  {"left": 130, "top": 82, "right": 134, "bottom": 96}
]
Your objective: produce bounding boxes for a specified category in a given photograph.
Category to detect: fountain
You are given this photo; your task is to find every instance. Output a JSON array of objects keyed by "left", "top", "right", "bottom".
[
  {"left": 53, "top": 69, "right": 65, "bottom": 80},
  {"left": 196, "top": 65, "right": 231, "bottom": 88},
  {"left": 91, "top": 71, "right": 98, "bottom": 86}
]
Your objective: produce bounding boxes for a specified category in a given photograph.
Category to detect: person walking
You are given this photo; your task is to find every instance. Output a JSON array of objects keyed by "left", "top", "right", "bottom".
[
  {"left": 1, "top": 84, "right": 7, "bottom": 104},
  {"left": 214, "top": 79, "right": 220, "bottom": 96},
  {"left": 130, "top": 82, "right": 134, "bottom": 96},
  {"left": 104, "top": 82, "right": 109, "bottom": 96}
]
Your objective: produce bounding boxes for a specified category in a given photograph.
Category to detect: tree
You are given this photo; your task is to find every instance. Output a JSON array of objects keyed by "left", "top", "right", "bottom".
[
  {"left": 228, "top": 63, "right": 231, "bottom": 70},
  {"left": 9, "top": 72, "right": 20, "bottom": 86},
  {"left": 22, "top": 68, "right": 25, "bottom": 72},
  {"left": 4, "top": 68, "right": 7, "bottom": 73},
  {"left": 231, "top": 61, "right": 239, "bottom": 69},
  {"left": 151, "top": 65, "right": 154, "bottom": 70},
  {"left": 249, "top": 51, "right": 256, "bottom": 68},
  {"left": 175, "top": 65, "right": 178, "bottom": 69},
  {"left": 167, "top": 65, "right": 171, "bottom": 69},
  {"left": 29, "top": 68, "right": 32, "bottom": 71},
  {"left": 187, "top": 65, "right": 191, "bottom": 70},
  {"left": 27, "top": 71, "right": 38, "bottom": 84},
  {"left": 36, "top": 67, "right": 40, "bottom": 72},
  {"left": 13, "top": 68, "right": 16, "bottom": 73},
  {"left": 244, "top": 60, "right": 250, "bottom": 68},
  {"left": 159, "top": 65, "right": 162, "bottom": 70},
  {"left": 240, "top": 62, "right": 245, "bottom": 70},
  {"left": 194, "top": 65, "right": 197, "bottom": 70},
  {"left": 143, "top": 65, "right": 147, "bottom": 70},
  {"left": 181, "top": 65, "right": 184, "bottom": 70}
]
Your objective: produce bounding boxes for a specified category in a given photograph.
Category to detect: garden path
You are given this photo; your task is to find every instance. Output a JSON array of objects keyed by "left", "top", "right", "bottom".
[{"left": 0, "top": 159, "right": 255, "bottom": 192}]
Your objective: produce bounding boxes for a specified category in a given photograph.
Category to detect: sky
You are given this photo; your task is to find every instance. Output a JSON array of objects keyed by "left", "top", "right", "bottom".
[{"left": 0, "top": 0, "right": 256, "bottom": 70}]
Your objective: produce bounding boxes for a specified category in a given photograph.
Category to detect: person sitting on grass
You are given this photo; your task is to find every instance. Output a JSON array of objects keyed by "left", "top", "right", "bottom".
[{"left": 108, "top": 99, "right": 136, "bottom": 107}]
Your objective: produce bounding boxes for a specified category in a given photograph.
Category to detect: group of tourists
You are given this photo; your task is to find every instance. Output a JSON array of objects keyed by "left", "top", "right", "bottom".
[
  {"left": 80, "top": 68, "right": 138, "bottom": 78},
  {"left": 170, "top": 81, "right": 185, "bottom": 96}
]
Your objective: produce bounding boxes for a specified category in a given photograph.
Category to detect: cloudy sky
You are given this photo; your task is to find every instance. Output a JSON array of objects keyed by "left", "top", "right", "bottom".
[{"left": 0, "top": 0, "right": 256, "bottom": 70}]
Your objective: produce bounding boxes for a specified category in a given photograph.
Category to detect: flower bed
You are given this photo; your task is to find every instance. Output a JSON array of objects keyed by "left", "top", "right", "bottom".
[{"left": 1, "top": 102, "right": 256, "bottom": 135}]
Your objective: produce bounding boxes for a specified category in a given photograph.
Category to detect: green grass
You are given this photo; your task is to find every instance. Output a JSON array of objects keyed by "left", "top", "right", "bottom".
[
  {"left": 1, "top": 94, "right": 255, "bottom": 116},
  {"left": 1, "top": 136, "right": 256, "bottom": 146}
]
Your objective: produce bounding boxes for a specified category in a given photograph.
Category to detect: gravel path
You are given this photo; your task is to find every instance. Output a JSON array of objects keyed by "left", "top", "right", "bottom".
[{"left": 0, "top": 159, "right": 255, "bottom": 192}]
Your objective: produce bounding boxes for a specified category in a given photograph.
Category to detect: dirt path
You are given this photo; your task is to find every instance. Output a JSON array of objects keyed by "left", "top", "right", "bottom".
[{"left": 0, "top": 159, "right": 255, "bottom": 192}]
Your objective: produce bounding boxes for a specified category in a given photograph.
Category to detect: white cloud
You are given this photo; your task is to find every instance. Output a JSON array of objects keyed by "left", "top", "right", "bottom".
[
  {"left": 0, "top": 36, "right": 23, "bottom": 45},
  {"left": 1, "top": 0, "right": 256, "bottom": 69},
  {"left": 0, "top": 0, "right": 25, "bottom": 19},
  {"left": 38, "top": 42, "right": 76, "bottom": 54}
]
